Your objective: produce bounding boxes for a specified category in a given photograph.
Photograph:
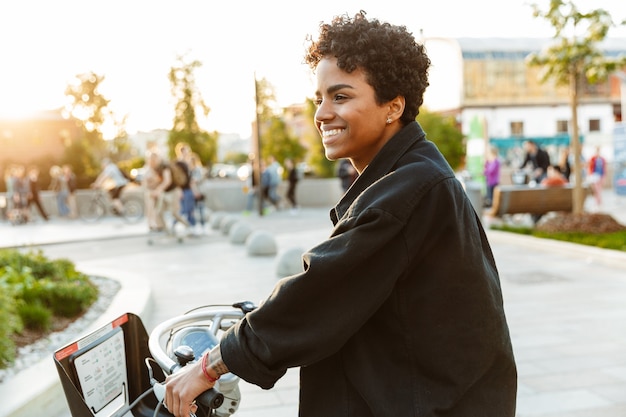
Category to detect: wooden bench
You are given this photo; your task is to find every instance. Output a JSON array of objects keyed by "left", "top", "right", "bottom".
[{"left": 487, "top": 184, "right": 588, "bottom": 219}]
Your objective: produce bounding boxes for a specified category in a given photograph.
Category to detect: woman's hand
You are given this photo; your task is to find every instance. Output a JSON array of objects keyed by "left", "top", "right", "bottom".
[{"left": 164, "top": 359, "right": 214, "bottom": 417}]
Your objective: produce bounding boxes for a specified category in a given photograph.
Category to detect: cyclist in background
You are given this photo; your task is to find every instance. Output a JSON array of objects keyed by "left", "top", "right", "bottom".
[{"left": 92, "top": 158, "right": 129, "bottom": 215}]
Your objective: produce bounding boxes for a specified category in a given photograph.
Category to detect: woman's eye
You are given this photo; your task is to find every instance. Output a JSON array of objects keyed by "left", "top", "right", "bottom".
[
  {"left": 334, "top": 94, "right": 348, "bottom": 102},
  {"left": 314, "top": 98, "right": 323, "bottom": 106}
]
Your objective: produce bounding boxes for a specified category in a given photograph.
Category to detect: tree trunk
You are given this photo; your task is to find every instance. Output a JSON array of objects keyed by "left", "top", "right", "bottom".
[{"left": 570, "top": 70, "right": 585, "bottom": 214}]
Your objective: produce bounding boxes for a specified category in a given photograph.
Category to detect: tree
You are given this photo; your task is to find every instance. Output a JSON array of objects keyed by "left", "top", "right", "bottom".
[
  {"left": 168, "top": 55, "right": 218, "bottom": 166},
  {"left": 63, "top": 71, "right": 114, "bottom": 180},
  {"left": 417, "top": 109, "right": 465, "bottom": 171},
  {"left": 527, "top": 0, "right": 626, "bottom": 214},
  {"left": 260, "top": 116, "right": 306, "bottom": 169},
  {"left": 255, "top": 77, "right": 306, "bottom": 168}
]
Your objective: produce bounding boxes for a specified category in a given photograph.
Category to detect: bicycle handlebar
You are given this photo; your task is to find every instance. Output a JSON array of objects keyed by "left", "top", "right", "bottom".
[
  {"left": 148, "top": 308, "right": 245, "bottom": 373},
  {"left": 148, "top": 304, "right": 254, "bottom": 416}
]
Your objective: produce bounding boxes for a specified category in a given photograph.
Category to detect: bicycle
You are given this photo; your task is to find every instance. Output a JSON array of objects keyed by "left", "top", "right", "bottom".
[
  {"left": 54, "top": 301, "right": 257, "bottom": 417},
  {"left": 80, "top": 186, "right": 144, "bottom": 223}
]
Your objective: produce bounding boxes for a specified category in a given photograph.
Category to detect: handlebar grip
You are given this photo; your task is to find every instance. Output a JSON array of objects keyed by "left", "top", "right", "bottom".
[{"left": 197, "top": 388, "right": 224, "bottom": 409}]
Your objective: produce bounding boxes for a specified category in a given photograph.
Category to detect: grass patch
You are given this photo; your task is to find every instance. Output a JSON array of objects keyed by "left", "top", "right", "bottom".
[{"left": 491, "top": 225, "right": 626, "bottom": 252}]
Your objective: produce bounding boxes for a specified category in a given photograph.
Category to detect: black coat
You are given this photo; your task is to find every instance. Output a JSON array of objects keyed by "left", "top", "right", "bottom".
[{"left": 221, "top": 121, "right": 517, "bottom": 416}]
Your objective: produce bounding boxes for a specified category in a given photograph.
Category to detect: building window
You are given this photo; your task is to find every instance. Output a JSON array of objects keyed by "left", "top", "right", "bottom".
[
  {"left": 510, "top": 121, "right": 524, "bottom": 137},
  {"left": 556, "top": 120, "right": 569, "bottom": 134},
  {"left": 589, "top": 119, "right": 601, "bottom": 132}
]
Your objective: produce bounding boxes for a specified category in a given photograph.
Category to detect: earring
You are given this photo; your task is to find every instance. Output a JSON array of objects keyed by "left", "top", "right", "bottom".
[{"left": 386, "top": 117, "right": 392, "bottom": 124}]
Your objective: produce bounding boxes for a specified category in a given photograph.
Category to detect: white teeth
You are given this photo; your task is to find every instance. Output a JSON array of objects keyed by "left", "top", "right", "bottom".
[{"left": 322, "top": 129, "right": 343, "bottom": 137}]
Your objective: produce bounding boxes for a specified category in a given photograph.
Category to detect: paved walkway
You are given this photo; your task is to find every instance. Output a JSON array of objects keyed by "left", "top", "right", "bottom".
[{"left": 1, "top": 189, "right": 626, "bottom": 417}]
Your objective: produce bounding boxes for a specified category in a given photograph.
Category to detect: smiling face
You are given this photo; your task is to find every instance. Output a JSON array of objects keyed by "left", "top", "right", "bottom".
[{"left": 314, "top": 58, "right": 403, "bottom": 173}]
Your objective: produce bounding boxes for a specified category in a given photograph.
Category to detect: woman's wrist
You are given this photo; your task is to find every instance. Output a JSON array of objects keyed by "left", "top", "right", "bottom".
[{"left": 201, "top": 345, "right": 229, "bottom": 382}]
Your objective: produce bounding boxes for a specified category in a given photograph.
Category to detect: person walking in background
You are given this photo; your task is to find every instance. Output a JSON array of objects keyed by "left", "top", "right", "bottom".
[
  {"left": 143, "top": 150, "right": 169, "bottom": 232},
  {"left": 483, "top": 145, "right": 501, "bottom": 208},
  {"left": 337, "top": 158, "right": 357, "bottom": 192},
  {"left": 27, "top": 166, "right": 49, "bottom": 221},
  {"left": 587, "top": 146, "right": 606, "bottom": 208},
  {"left": 263, "top": 155, "right": 282, "bottom": 211},
  {"left": 11, "top": 164, "right": 30, "bottom": 223},
  {"left": 284, "top": 158, "right": 299, "bottom": 214},
  {"left": 173, "top": 142, "right": 197, "bottom": 234},
  {"left": 188, "top": 152, "right": 208, "bottom": 234},
  {"left": 558, "top": 147, "right": 572, "bottom": 182},
  {"left": 243, "top": 159, "right": 265, "bottom": 215},
  {"left": 62, "top": 164, "right": 78, "bottom": 218},
  {"left": 164, "top": 11, "right": 516, "bottom": 417},
  {"left": 4, "top": 165, "right": 17, "bottom": 217},
  {"left": 49, "top": 165, "right": 70, "bottom": 218},
  {"left": 520, "top": 139, "right": 550, "bottom": 183}
]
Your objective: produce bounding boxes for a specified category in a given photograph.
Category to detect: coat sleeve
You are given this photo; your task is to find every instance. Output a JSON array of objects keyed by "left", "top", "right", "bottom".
[{"left": 220, "top": 205, "right": 410, "bottom": 389}]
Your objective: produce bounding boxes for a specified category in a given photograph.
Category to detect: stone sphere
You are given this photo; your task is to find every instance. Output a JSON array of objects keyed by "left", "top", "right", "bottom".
[
  {"left": 276, "top": 247, "right": 305, "bottom": 278},
  {"left": 210, "top": 212, "right": 226, "bottom": 230},
  {"left": 229, "top": 222, "right": 253, "bottom": 245},
  {"left": 246, "top": 230, "right": 278, "bottom": 256},
  {"left": 220, "top": 215, "right": 239, "bottom": 235}
]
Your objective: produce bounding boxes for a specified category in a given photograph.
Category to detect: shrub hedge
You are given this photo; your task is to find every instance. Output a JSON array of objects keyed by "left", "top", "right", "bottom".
[{"left": 0, "top": 249, "right": 98, "bottom": 369}]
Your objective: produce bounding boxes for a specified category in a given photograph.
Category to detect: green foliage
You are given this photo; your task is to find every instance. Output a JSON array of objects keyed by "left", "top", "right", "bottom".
[
  {"left": 222, "top": 152, "right": 249, "bottom": 165},
  {"left": 0, "top": 285, "right": 20, "bottom": 368},
  {"left": 0, "top": 249, "right": 98, "bottom": 369},
  {"left": 532, "top": 230, "right": 626, "bottom": 251},
  {"left": 491, "top": 225, "right": 626, "bottom": 251},
  {"left": 417, "top": 109, "right": 465, "bottom": 171},
  {"left": 260, "top": 117, "right": 307, "bottom": 167},
  {"left": 527, "top": 1, "right": 626, "bottom": 86},
  {"left": 64, "top": 71, "right": 133, "bottom": 185},
  {"left": 301, "top": 98, "right": 336, "bottom": 178},
  {"left": 167, "top": 54, "right": 218, "bottom": 165},
  {"left": 526, "top": 1, "right": 626, "bottom": 214},
  {"left": 17, "top": 302, "right": 51, "bottom": 332}
]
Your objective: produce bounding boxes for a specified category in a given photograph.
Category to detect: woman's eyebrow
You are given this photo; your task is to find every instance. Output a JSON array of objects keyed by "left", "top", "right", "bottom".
[{"left": 318, "top": 83, "right": 354, "bottom": 96}]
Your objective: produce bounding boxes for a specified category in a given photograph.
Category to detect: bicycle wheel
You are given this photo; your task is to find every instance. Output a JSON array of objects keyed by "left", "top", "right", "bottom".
[
  {"left": 121, "top": 197, "right": 144, "bottom": 223},
  {"left": 80, "top": 198, "right": 106, "bottom": 222}
]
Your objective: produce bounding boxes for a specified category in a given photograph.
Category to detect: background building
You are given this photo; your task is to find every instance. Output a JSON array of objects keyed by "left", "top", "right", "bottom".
[{"left": 424, "top": 37, "right": 626, "bottom": 184}]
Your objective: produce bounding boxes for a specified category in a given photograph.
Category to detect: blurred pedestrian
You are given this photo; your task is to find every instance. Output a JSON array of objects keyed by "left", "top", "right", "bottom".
[
  {"left": 92, "top": 158, "right": 129, "bottom": 215},
  {"left": 263, "top": 155, "right": 282, "bottom": 211},
  {"left": 27, "top": 166, "right": 49, "bottom": 221},
  {"left": 62, "top": 164, "right": 78, "bottom": 218},
  {"left": 557, "top": 147, "right": 572, "bottom": 182},
  {"left": 49, "top": 165, "right": 70, "bottom": 218},
  {"left": 520, "top": 140, "right": 550, "bottom": 183},
  {"left": 284, "top": 158, "right": 299, "bottom": 214},
  {"left": 483, "top": 145, "right": 501, "bottom": 207},
  {"left": 541, "top": 165, "right": 568, "bottom": 187},
  {"left": 174, "top": 142, "right": 197, "bottom": 234},
  {"left": 189, "top": 152, "right": 208, "bottom": 234},
  {"left": 337, "top": 158, "right": 357, "bottom": 192},
  {"left": 587, "top": 146, "right": 606, "bottom": 208}
]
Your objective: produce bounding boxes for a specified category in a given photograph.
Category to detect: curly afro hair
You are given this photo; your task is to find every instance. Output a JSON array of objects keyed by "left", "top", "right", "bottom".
[{"left": 305, "top": 11, "right": 430, "bottom": 125}]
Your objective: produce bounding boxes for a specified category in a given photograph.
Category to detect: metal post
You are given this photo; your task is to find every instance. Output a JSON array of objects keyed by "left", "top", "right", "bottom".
[{"left": 254, "top": 74, "right": 264, "bottom": 216}]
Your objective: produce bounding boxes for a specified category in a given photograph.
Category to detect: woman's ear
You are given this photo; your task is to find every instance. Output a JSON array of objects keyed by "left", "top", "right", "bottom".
[{"left": 388, "top": 96, "right": 405, "bottom": 122}]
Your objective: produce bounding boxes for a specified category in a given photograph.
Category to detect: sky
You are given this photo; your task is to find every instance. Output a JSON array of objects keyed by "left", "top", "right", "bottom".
[{"left": 1, "top": 0, "right": 625, "bottom": 139}]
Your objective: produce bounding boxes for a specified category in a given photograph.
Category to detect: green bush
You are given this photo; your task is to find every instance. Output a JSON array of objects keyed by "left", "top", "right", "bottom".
[
  {"left": 0, "top": 286, "right": 21, "bottom": 368},
  {"left": 0, "top": 249, "right": 98, "bottom": 369},
  {"left": 17, "top": 302, "right": 52, "bottom": 332}
]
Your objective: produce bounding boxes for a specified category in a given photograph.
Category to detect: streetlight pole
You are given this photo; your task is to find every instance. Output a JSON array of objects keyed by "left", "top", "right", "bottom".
[{"left": 254, "top": 74, "right": 264, "bottom": 216}]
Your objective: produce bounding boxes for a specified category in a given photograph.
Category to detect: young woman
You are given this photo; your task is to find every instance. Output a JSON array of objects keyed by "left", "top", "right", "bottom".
[{"left": 165, "top": 12, "right": 517, "bottom": 417}]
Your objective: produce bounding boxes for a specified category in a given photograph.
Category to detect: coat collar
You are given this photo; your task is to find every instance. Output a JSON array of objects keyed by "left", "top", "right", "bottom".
[{"left": 330, "top": 121, "right": 426, "bottom": 224}]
